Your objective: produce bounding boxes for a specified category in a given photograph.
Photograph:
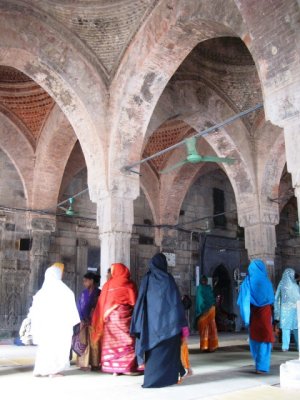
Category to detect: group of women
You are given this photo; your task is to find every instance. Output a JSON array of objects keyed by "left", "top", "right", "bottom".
[
  {"left": 28, "top": 255, "right": 300, "bottom": 385},
  {"left": 77, "top": 253, "right": 189, "bottom": 387},
  {"left": 29, "top": 254, "right": 189, "bottom": 387}
]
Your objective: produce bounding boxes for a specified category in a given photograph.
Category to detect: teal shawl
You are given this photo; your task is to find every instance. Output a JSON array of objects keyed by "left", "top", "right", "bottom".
[{"left": 195, "top": 284, "right": 215, "bottom": 320}]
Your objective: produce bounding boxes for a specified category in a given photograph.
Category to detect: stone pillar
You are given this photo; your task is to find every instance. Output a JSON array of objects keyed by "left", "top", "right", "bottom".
[
  {"left": 76, "top": 238, "right": 88, "bottom": 296},
  {"left": 28, "top": 216, "right": 56, "bottom": 301},
  {"left": 97, "top": 176, "right": 139, "bottom": 287},
  {"left": 282, "top": 117, "right": 300, "bottom": 225},
  {"left": 239, "top": 204, "right": 279, "bottom": 282},
  {"left": 130, "top": 232, "right": 140, "bottom": 283}
]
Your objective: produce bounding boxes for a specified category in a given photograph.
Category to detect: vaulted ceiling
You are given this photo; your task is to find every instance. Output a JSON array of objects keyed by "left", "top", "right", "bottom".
[{"left": 0, "top": 66, "right": 54, "bottom": 147}]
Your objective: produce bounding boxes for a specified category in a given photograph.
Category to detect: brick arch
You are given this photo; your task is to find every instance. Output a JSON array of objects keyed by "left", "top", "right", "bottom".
[
  {"left": 259, "top": 124, "right": 286, "bottom": 200},
  {"left": 160, "top": 161, "right": 209, "bottom": 226},
  {"left": 140, "top": 163, "right": 160, "bottom": 226},
  {"left": 143, "top": 81, "right": 256, "bottom": 220},
  {"left": 0, "top": 103, "right": 36, "bottom": 149},
  {"left": 0, "top": 3, "right": 108, "bottom": 200},
  {"left": 59, "top": 141, "right": 87, "bottom": 199},
  {"left": 32, "top": 104, "right": 78, "bottom": 210},
  {"left": 235, "top": 0, "right": 300, "bottom": 125},
  {"left": 109, "top": 0, "right": 268, "bottom": 178},
  {"left": 158, "top": 130, "right": 239, "bottom": 223},
  {"left": 0, "top": 111, "right": 34, "bottom": 204}
]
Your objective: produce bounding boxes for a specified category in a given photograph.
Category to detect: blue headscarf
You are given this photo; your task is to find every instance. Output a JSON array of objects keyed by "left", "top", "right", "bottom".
[
  {"left": 237, "top": 259, "right": 274, "bottom": 326},
  {"left": 274, "top": 268, "right": 300, "bottom": 327},
  {"left": 130, "top": 253, "right": 187, "bottom": 365}
]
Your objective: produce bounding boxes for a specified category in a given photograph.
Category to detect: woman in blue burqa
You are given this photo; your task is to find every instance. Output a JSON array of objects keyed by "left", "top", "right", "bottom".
[
  {"left": 274, "top": 268, "right": 300, "bottom": 351},
  {"left": 237, "top": 259, "right": 274, "bottom": 373},
  {"left": 130, "top": 253, "right": 188, "bottom": 388}
]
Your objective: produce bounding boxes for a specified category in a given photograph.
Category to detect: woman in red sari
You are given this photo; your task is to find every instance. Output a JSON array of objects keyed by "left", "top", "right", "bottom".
[{"left": 91, "top": 263, "right": 139, "bottom": 375}]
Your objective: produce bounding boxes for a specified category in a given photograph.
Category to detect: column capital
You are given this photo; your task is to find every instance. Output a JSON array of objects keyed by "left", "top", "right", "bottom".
[
  {"left": 238, "top": 201, "right": 278, "bottom": 282},
  {"left": 97, "top": 195, "right": 136, "bottom": 234},
  {"left": 96, "top": 173, "right": 140, "bottom": 203},
  {"left": 264, "top": 82, "right": 300, "bottom": 128},
  {"left": 238, "top": 203, "right": 279, "bottom": 228}
]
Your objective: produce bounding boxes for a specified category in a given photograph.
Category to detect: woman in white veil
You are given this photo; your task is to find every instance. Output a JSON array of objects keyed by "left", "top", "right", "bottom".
[{"left": 29, "top": 263, "right": 80, "bottom": 377}]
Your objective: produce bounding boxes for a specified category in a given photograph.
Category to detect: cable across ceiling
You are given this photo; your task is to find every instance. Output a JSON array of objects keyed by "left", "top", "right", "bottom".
[{"left": 123, "top": 103, "right": 263, "bottom": 173}]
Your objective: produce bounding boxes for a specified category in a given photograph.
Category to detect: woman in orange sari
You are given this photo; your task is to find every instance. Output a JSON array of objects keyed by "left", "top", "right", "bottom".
[
  {"left": 91, "top": 263, "right": 139, "bottom": 374},
  {"left": 195, "top": 275, "right": 218, "bottom": 352}
]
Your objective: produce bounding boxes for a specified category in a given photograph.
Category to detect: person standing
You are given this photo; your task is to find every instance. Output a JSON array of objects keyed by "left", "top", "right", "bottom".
[
  {"left": 30, "top": 263, "right": 80, "bottom": 377},
  {"left": 274, "top": 268, "right": 300, "bottom": 351},
  {"left": 131, "top": 253, "right": 188, "bottom": 388},
  {"left": 76, "top": 272, "right": 101, "bottom": 370},
  {"left": 181, "top": 295, "right": 192, "bottom": 375},
  {"left": 195, "top": 275, "right": 218, "bottom": 352},
  {"left": 238, "top": 259, "right": 274, "bottom": 374},
  {"left": 92, "top": 263, "right": 138, "bottom": 375}
]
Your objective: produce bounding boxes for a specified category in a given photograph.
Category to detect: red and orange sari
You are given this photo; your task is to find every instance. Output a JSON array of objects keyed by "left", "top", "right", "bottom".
[
  {"left": 91, "top": 263, "right": 139, "bottom": 374},
  {"left": 195, "top": 283, "right": 219, "bottom": 352},
  {"left": 197, "top": 306, "right": 218, "bottom": 352}
]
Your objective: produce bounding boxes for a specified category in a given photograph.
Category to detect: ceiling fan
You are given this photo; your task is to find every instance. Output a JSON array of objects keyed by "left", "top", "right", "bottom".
[
  {"left": 159, "top": 137, "right": 235, "bottom": 174},
  {"left": 57, "top": 197, "right": 79, "bottom": 217}
]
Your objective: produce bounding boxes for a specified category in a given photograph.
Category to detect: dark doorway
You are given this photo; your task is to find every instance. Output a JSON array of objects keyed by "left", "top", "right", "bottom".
[{"left": 213, "top": 265, "right": 235, "bottom": 332}]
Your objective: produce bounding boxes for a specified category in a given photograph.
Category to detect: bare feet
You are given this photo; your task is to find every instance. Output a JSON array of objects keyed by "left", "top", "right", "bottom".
[
  {"left": 124, "top": 372, "right": 143, "bottom": 376},
  {"left": 49, "top": 373, "right": 64, "bottom": 378},
  {"left": 255, "top": 370, "right": 266, "bottom": 375}
]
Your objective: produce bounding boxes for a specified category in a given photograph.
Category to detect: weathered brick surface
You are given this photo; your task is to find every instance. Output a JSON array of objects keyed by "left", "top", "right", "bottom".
[{"left": 0, "top": 0, "right": 299, "bottom": 335}]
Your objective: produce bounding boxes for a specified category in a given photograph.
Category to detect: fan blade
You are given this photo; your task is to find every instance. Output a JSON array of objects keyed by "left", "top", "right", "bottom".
[
  {"left": 199, "top": 156, "right": 235, "bottom": 164},
  {"left": 160, "top": 160, "right": 189, "bottom": 174},
  {"left": 58, "top": 206, "right": 68, "bottom": 212},
  {"left": 185, "top": 137, "right": 198, "bottom": 156}
]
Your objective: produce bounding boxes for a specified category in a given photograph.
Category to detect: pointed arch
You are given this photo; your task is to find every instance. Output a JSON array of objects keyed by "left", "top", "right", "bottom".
[
  {"left": 32, "top": 104, "right": 77, "bottom": 210},
  {"left": 0, "top": 2, "right": 108, "bottom": 199},
  {"left": 0, "top": 111, "right": 34, "bottom": 204}
]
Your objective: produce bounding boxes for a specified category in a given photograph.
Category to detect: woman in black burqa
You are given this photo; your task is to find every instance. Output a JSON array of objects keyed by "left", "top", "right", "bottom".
[{"left": 130, "top": 253, "right": 187, "bottom": 388}]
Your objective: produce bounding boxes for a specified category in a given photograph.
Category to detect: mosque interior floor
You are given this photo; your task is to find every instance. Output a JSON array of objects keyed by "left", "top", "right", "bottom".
[{"left": 0, "top": 333, "right": 298, "bottom": 400}]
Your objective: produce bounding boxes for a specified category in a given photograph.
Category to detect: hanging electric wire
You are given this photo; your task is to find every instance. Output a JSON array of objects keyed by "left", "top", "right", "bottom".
[{"left": 123, "top": 103, "right": 263, "bottom": 173}]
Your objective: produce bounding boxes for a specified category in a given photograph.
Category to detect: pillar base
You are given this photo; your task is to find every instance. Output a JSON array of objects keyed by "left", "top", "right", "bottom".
[{"left": 280, "top": 359, "right": 300, "bottom": 389}]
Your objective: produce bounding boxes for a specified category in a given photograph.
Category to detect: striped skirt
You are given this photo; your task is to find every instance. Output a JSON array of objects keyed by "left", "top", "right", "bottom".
[{"left": 101, "top": 304, "right": 138, "bottom": 374}]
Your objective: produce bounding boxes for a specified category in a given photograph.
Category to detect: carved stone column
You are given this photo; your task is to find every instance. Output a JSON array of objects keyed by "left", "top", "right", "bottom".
[
  {"left": 97, "top": 176, "right": 139, "bottom": 286},
  {"left": 282, "top": 117, "right": 300, "bottom": 224},
  {"left": 28, "top": 216, "right": 56, "bottom": 301},
  {"left": 263, "top": 79, "right": 300, "bottom": 232},
  {"left": 239, "top": 203, "right": 279, "bottom": 282}
]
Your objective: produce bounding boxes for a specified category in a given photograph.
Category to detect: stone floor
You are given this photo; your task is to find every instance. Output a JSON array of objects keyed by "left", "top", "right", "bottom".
[{"left": 0, "top": 333, "right": 299, "bottom": 400}]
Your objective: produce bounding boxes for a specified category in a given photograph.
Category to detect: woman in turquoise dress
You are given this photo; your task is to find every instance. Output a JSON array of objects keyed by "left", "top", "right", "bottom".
[
  {"left": 238, "top": 260, "right": 274, "bottom": 373},
  {"left": 274, "top": 268, "right": 300, "bottom": 351}
]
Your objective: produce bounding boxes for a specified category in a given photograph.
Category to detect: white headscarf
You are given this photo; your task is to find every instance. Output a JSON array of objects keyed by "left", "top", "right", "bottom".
[
  {"left": 30, "top": 265, "right": 80, "bottom": 345},
  {"left": 29, "top": 265, "right": 80, "bottom": 375}
]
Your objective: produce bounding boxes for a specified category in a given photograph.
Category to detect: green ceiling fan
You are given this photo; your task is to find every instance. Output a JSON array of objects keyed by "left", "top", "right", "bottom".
[
  {"left": 160, "top": 137, "right": 235, "bottom": 174},
  {"left": 58, "top": 197, "right": 79, "bottom": 217}
]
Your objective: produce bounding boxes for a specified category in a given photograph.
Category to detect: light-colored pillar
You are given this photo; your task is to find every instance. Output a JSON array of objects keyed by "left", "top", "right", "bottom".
[
  {"left": 239, "top": 204, "right": 279, "bottom": 282},
  {"left": 97, "top": 176, "right": 139, "bottom": 287},
  {"left": 28, "top": 216, "right": 56, "bottom": 301}
]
